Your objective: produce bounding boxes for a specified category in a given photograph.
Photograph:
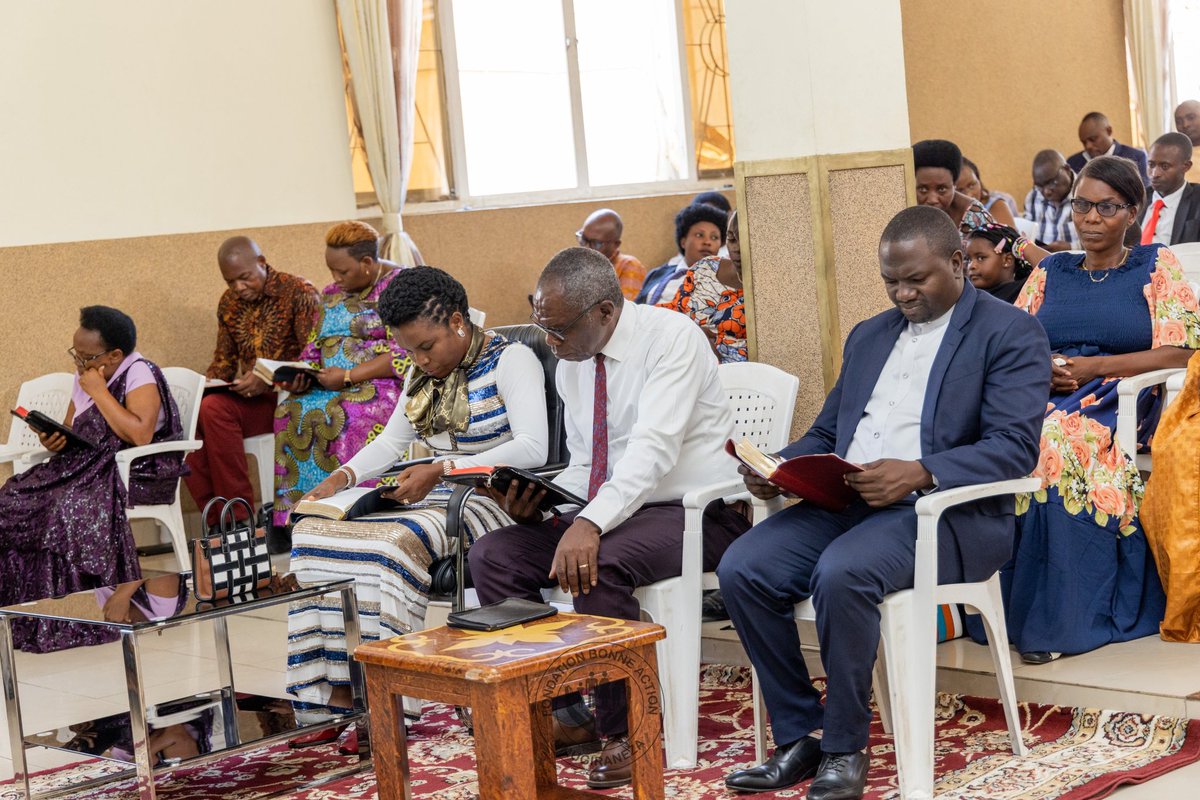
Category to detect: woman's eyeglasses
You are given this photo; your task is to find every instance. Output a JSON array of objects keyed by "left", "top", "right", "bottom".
[
  {"left": 67, "top": 347, "right": 111, "bottom": 368},
  {"left": 1070, "top": 199, "right": 1134, "bottom": 218}
]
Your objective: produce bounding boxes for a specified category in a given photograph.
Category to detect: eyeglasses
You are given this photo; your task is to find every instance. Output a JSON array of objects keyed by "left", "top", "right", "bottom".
[
  {"left": 67, "top": 347, "right": 112, "bottom": 368},
  {"left": 1069, "top": 198, "right": 1134, "bottom": 217},
  {"left": 528, "top": 297, "right": 602, "bottom": 341},
  {"left": 1035, "top": 168, "right": 1070, "bottom": 192},
  {"left": 575, "top": 231, "right": 616, "bottom": 250}
]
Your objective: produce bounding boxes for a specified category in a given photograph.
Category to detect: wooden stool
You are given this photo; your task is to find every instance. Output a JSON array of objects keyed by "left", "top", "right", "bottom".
[{"left": 355, "top": 612, "right": 667, "bottom": 799}]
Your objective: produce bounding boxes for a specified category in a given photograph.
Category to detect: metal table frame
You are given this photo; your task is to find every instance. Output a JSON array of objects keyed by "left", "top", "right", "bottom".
[{"left": 0, "top": 577, "right": 368, "bottom": 800}]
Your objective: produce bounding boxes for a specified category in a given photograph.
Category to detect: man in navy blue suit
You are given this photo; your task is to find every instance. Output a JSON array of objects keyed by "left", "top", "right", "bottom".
[
  {"left": 1067, "top": 111, "right": 1150, "bottom": 188},
  {"left": 719, "top": 206, "right": 1050, "bottom": 799}
]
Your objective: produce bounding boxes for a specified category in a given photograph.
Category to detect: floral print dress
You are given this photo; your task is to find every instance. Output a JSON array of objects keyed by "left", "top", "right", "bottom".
[
  {"left": 657, "top": 255, "right": 747, "bottom": 362},
  {"left": 998, "top": 244, "right": 1200, "bottom": 655}
]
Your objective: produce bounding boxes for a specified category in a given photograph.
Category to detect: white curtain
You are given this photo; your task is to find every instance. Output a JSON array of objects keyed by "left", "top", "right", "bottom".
[
  {"left": 1124, "top": 0, "right": 1171, "bottom": 148},
  {"left": 336, "top": 0, "right": 422, "bottom": 265}
]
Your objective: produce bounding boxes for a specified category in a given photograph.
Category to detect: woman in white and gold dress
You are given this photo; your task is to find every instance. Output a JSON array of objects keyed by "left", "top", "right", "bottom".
[{"left": 286, "top": 267, "right": 548, "bottom": 720}]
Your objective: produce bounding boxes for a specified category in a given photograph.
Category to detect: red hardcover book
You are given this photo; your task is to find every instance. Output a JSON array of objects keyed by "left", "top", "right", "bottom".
[{"left": 725, "top": 438, "right": 862, "bottom": 511}]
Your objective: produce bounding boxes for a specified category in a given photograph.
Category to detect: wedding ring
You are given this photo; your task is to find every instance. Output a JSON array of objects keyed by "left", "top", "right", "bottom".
[{"left": 579, "top": 563, "right": 589, "bottom": 569}]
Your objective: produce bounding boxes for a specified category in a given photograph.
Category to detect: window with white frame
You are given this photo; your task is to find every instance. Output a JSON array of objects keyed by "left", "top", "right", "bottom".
[{"left": 348, "top": 0, "right": 734, "bottom": 206}]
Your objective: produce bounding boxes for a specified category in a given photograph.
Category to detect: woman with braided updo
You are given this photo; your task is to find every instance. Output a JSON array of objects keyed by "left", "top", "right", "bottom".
[
  {"left": 272, "top": 221, "right": 409, "bottom": 528},
  {"left": 286, "top": 266, "right": 548, "bottom": 735}
]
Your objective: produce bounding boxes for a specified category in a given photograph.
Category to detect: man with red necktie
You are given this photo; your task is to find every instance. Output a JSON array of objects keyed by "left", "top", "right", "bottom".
[
  {"left": 470, "top": 246, "right": 749, "bottom": 789},
  {"left": 1142, "top": 132, "right": 1200, "bottom": 247}
]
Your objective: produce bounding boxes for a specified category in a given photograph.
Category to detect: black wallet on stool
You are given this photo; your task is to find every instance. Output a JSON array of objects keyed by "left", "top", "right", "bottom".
[{"left": 446, "top": 597, "right": 558, "bottom": 632}]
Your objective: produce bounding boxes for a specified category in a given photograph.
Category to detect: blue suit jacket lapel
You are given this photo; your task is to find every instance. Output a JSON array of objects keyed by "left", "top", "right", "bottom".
[{"left": 920, "top": 283, "right": 978, "bottom": 454}]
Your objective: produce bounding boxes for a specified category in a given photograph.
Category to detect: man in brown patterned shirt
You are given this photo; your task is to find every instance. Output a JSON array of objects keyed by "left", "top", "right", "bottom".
[{"left": 184, "top": 236, "right": 320, "bottom": 524}]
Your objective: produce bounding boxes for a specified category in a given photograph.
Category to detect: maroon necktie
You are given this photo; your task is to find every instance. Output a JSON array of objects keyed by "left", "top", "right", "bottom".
[
  {"left": 1142, "top": 198, "right": 1165, "bottom": 245},
  {"left": 588, "top": 354, "right": 608, "bottom": 501}
]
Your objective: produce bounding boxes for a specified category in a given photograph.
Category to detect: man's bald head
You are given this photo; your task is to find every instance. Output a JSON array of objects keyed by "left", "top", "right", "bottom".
[
  {"left": 217, "top": 236, "right": 264, "bottom": 269},
  {"left": 216, "top": 236, "right": 269, "bottom": 302},
  {"left": 578, "top": 208, "right": 623, "bottom": 259},
  {"left": 1176, "top": 100, "right": 1200, "bottom": 147}
]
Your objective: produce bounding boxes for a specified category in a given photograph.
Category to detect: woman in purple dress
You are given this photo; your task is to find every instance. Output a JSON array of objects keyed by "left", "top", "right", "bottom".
[
  {"left": 0, "top": 306, "right": 186, "bottom": 652},
  {"left": 272, "top": 221, "right": 411, "bottom": 527}
]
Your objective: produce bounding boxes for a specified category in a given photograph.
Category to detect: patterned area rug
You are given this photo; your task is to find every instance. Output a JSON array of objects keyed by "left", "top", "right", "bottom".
[{"left": 4, "top": 665, "right": 1198, "bottom": 800}]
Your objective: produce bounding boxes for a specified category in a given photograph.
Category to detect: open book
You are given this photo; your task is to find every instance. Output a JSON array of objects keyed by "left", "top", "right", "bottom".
[
  {"left": 10, "top": 407, "right": 96, "bottom": 450},
  {"left": 725, "top": 437, "right": 862, "bottom": 511},
  {"left": 443, "top": 465, "right": 586, "bottom": 513},
  {"left": 292, "top": 486, "right": 430, "bottom": 521},
  {"left": 252, "top": 358, "right": 321, "bottom": 385}
]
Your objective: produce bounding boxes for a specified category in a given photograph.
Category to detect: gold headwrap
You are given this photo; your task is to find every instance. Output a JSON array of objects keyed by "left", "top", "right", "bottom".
[{"left": 404, "top": 326, "right": 487, "bottom": 439}]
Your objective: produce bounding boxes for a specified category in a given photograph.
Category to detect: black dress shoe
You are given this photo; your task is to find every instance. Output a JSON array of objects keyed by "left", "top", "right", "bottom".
[
  {"left": 807, "top": 750, "right": 869, "bottom": 800},
  {"left": 1020, "top": 650, "right": 1062, "bottom": 665},
  {"left": 724, "top": 735, "right": 822, "bottom": 793}
]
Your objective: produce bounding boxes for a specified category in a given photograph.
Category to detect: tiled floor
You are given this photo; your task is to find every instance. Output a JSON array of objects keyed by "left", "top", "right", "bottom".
[{"left": 3, "top": 557, "right": 1200, "bottom": 797}]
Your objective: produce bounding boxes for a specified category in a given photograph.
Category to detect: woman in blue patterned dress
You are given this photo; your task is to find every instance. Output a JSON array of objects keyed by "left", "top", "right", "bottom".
[
  {"left": 1000, "top": 156, "right": 1200, "bottom": 663},
  {"left": 286, "top": 267, "right": 549, "bottom": 718}
]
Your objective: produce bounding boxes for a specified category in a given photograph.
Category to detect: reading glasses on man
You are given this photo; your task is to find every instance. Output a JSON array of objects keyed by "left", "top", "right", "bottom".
[
  {"left": 575, "top": 231, "right": 616, "bottom": 250},
  {"left": 67, "top": 347, "right": 111, "bottom": 367},
  {"left": 527, "top": 295, "right": 601, "bottom": 340},
  {"left": 1069, "top": 199, "right": 1134, "bottom": 217}
]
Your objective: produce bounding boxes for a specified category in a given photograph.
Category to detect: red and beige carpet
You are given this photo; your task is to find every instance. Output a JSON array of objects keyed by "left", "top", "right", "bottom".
[{"left": 4, "top": 665, "right": 1198, "bottom": 799}]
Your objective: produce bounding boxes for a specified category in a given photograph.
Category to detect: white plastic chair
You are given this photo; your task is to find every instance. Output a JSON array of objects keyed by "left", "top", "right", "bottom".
[
  {"left": 748, "top": 479, "right": 1036, "bottom": 800},
  {"left": 0, "top": 372, "right": 74, "bottom": 475},
  {"left": 545, "top": 361, "right": 800, "bottom": 768},
  {"left": 468, "top": 307, "right": 486, "bottom": 328},
  {"left": 242, "top": 432, "right": 275, "bottom": 507},
  {"left": 1116, "top": 368, "right": 1188, "bottom": 472},
  {"left": 119, "top": 368, "right": 206, "bottom": 569}
]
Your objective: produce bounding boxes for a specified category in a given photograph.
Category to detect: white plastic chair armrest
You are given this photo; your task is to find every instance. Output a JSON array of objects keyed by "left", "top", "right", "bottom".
[
  {"left": 679, "top": 476, "right": 749, "bottom": 581},
  {"left": 17, "top": 448, "right": 54, "bottom": 468},
  {"left": 115, "top": 439, "right": 203, "bottom": 486},
  {"left": 1116, "top": 368, "right": 1186, "bottom": 397},
  {"left": 913, "top": 477, "right": 1041, "bottom": 534},
  {"left": 0, "top": 445, "right": 27, "bottom": 465},
  {"left": 681, "top": 477, "right": 750, "bottom": 515}
]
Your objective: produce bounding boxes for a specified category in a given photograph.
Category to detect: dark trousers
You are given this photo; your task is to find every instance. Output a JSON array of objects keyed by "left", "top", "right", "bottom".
[
  {"left": 469, "top": 500, "right": 749, "bottom": 737},
  {"left": 717, "top": 498, "right": 965, "bottom": 753},
  {"left": 184, "top": 391, "right": 276, "bottom": 522}
]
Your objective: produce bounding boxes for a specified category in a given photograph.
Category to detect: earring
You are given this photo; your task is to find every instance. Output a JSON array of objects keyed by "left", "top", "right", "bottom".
[{"left": 457, "top": 328, "right": 466, "bottom": 338}]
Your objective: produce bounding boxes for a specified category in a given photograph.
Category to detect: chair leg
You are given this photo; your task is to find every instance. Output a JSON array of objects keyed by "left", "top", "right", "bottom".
[
  {"left": 642, "top": 590, "right": 699, "bottom": 769},
  {"left": 974, "top": 577, "right": 1027, "bottom": 757},
  {"left": 872, "top": 638, "right": 894, "bottom": 735},
  {"left": 880, "top": 599, "right": 935, "bottom": 800},
  {"left": 751, "top": 665, "right": 768, "bottom": 764},
  {"left": 164, "top": 501, "right": 190, "bottom": 571}
]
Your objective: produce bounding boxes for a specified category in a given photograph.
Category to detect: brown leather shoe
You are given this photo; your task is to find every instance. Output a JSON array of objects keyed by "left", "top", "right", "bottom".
[
  {"left": 586, "top": 736, "right": 633, "bottom": 789},
  {"left": 553, "top": 715, "right": 602, "bottom": 756}
]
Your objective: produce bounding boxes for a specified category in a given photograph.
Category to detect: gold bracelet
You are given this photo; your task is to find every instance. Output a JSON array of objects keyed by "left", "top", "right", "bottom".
[
  {"left": 441, "top": 459, "right": 456, "bottom": 475},
  {"left": 343, "top": 368, "right": 353, "bottom": 387}
]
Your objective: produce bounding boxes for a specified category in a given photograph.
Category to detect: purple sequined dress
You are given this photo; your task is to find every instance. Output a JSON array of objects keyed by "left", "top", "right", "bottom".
[{"left": 0, "top": 359, "right": 187, "bottom": 652}]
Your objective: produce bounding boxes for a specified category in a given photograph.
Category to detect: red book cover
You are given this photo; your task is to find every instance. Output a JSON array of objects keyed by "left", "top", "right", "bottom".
[{"left": 725, "top": 438, "right": 862, "bottom": 512}]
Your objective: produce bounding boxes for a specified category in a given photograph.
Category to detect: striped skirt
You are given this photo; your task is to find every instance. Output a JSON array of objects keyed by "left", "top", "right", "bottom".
[{"left": 286, "top": 489, "right": 511, "bottom": 712}]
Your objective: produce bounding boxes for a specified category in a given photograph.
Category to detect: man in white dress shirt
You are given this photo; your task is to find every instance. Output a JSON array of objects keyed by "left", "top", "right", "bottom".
[
  {"left": 719, "top": 206, "right": 1049, "bottom": 798},
  {"left": 469, "top": 246, "right": 749, "bottom": 788},
  {"left": 1141, "top": 132, "right": 1200, "bottom": 246}
]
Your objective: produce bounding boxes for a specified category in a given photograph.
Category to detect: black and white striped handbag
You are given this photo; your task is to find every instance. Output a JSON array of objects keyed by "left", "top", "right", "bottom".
[{"left": 191, "top": 497, "right": 273, "bottom": 602}]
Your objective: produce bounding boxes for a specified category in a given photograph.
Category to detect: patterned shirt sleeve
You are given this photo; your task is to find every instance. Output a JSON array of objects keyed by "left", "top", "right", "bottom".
[
  {"left": 1145, "top": 246, "right": 1200, "bottom": 349},
  {"left": 206, "top": 296, "right": 239, "bottom": 381},
  {"left": 289, "top": 280, "right": 322, "bottom": 359}
]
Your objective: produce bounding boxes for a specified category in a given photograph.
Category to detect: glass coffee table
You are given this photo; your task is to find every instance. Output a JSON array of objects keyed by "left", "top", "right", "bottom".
[{"left": 0, "top": 573, "right": 369, "bottom": 800}]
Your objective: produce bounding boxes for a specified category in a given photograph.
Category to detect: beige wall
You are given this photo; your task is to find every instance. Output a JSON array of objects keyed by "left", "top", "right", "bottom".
[
  {"left": 0, "top": 0, "right": 354, "bottom": 247},
  {"left": 901, "top": 0, "right": 1133, "bottom": 209},
  {"left": 0, "top": 190, "right": 729, "bottom": 473}
]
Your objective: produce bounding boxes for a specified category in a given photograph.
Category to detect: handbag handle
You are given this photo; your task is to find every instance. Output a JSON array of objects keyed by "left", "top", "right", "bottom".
[
  {"left": 219, "top": 497, "right": 256, "bottom": 532},
  {"left": 200, "top": 496, "right": 228, "bottom": 530}
]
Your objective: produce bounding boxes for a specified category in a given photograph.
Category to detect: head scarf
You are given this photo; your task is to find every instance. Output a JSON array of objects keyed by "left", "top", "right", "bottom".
[{"left": 404, "top": 326, "right": 487, "bottom": 439}]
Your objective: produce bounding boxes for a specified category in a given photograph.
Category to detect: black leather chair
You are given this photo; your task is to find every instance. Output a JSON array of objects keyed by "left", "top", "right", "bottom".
[{"left": 437, "top": 323, "right": 568, "bottom": 608}]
